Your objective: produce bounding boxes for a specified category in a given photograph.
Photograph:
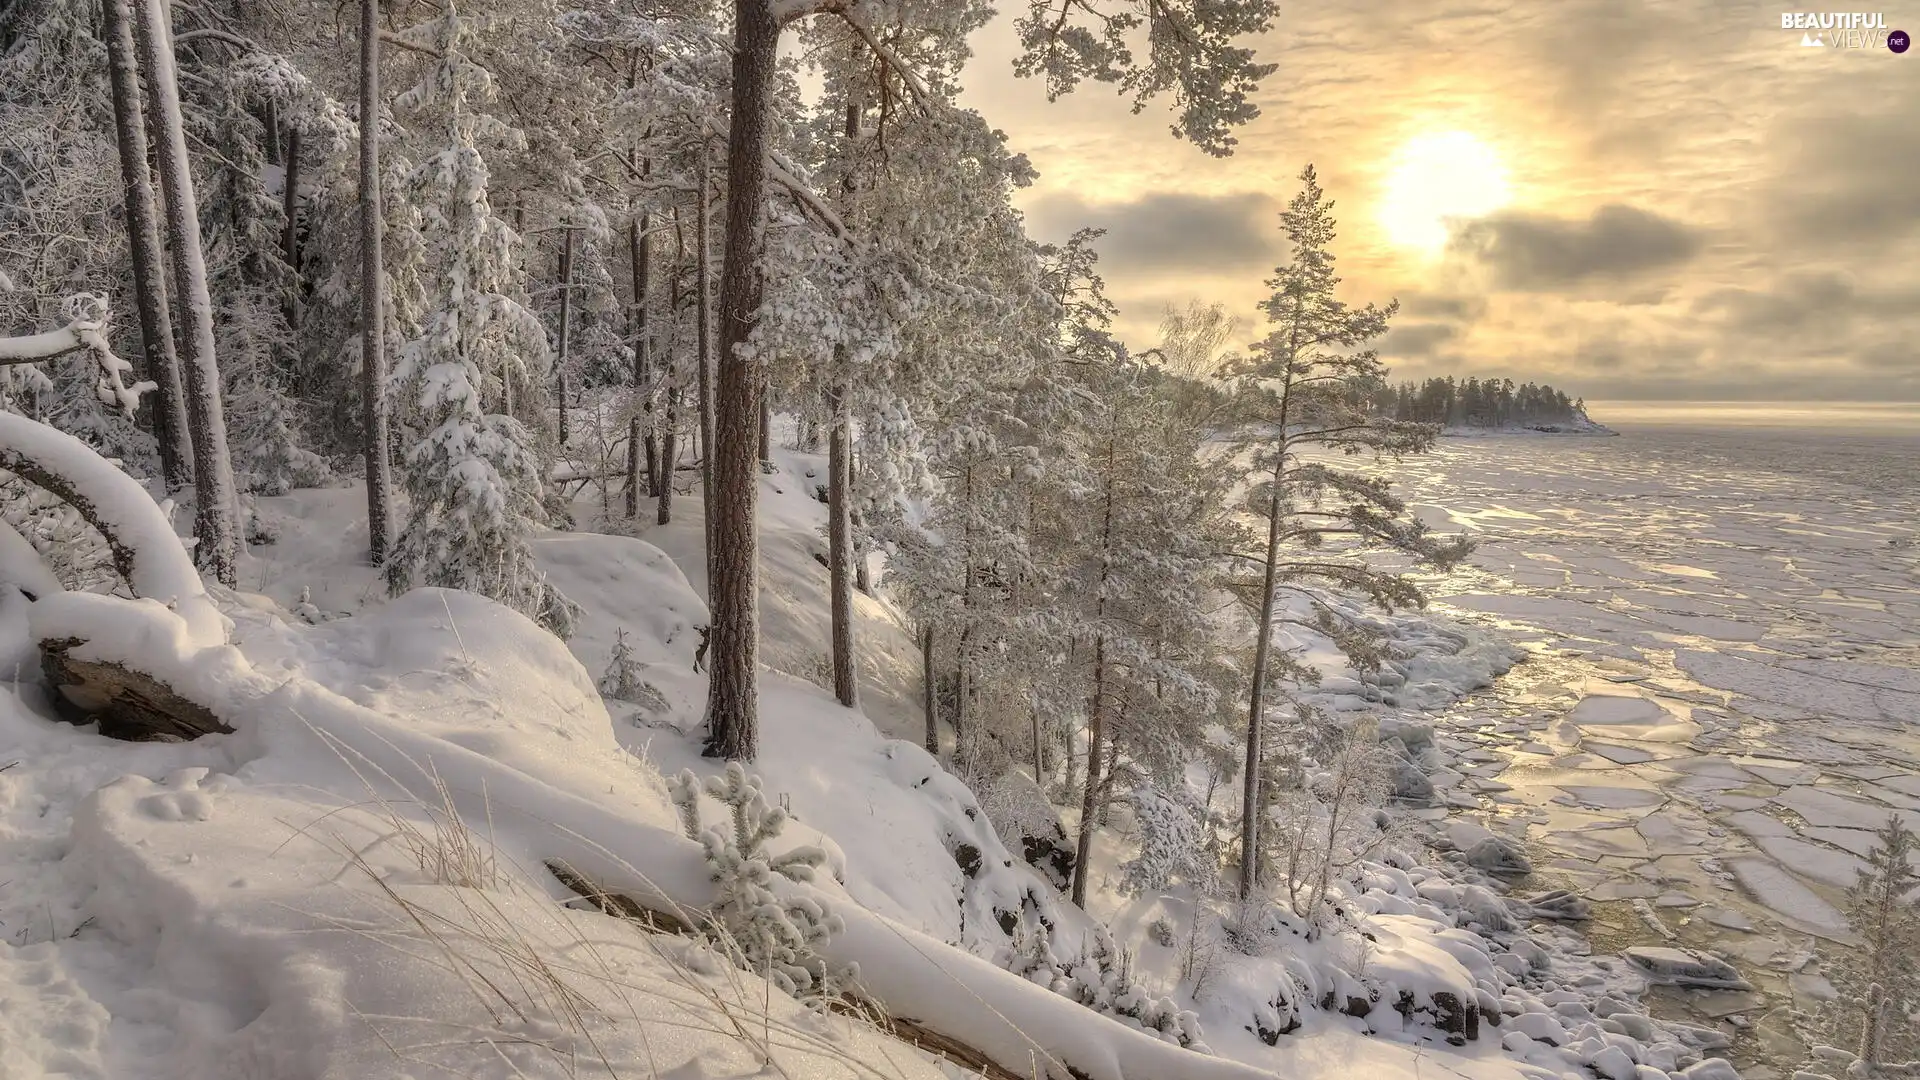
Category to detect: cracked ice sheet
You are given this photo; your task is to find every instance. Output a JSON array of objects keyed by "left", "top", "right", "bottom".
[
  {"left": 1676, "top": 649, "right": 1912, "bottom": 725},
  {"left": 1727, "top": 858, "right": 1849, "bottom": 938}
]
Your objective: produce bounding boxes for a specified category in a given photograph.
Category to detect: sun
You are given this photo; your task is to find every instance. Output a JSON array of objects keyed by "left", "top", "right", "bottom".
[{"left": 1378, "top": 131, "right": 1512, "bottom": 255}]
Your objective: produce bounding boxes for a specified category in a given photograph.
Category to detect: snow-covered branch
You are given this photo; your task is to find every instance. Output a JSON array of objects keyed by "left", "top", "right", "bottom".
[
  {"left": 766, "top": 153, "right": 854, "bottom": 245},
  {"left": 770, "top": 0, "right": 933, "bottom": 106},
  {"left": 0, "top": 294, "right": 155, "bottom": 416},
  {"left": 0, "top": 411, "right": 225, "bottom": 645}
]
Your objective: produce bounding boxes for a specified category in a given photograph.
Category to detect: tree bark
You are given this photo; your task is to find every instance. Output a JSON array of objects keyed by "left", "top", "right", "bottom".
[
  {"left": 921, "top": 622, "right": 938, "bottom": 755},
  {"left": 134, "top": 0, "right": 238, "bottom": 586},
  {"left": 827, "top": 361, "right": 856, "bottom": 708},
  {"left": 356, "top": 0, "right": 394, "bottom": 566},
  {"left": 556, "top": 224, "right": 574, "bottom": 445},
  {"left": 703, "top": 0, "right": 779, "bottom": 761},
  {"left": 657, "top": 383, "right": 678, "bottom": 525},
  {"left": 101, "top": 0, "right": 190, "bottom": 492},
  {"left": 757, "top": 395, "right": 771, "bottom": 471},
  {"left": 626, "top": 203, "right": 651, "bottom": 516},
  {"left": 696, "top": 159, "right": 715, "bottom": 583}
]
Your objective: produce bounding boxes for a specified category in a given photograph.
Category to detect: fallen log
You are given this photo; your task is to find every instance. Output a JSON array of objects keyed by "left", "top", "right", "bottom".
[
  {"left": 545, "top": 859, "right": 1028, "bottom": 1080},
  {"left": 40, "top": 634, "right": 231, "bottom": 741}
]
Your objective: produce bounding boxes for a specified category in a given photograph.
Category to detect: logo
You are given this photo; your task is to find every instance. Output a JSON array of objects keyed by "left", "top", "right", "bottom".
[{"left": 1780, "top": 11, "right": 1897, "bottom": 48}]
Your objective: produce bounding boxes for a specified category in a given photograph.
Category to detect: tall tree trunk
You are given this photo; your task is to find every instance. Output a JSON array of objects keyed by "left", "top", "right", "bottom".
[
  {"left": 921, "top": 622, "right": 938, "bottom": 754},
  {"left": 827, "top": 360, "right": 856, "bottom": 708},
  {"left": 281, "top": 124, "right": 302, "bottom": 328},
  {"left": 556, "top": 224, "right": 574, "bottom": 445},
  {"left": 102, "top": 0, "right": 190, "bottom": 491},
  {"left": 1072, "top": 635, "right": 1107, "bottom": 908},
  {"left": 657, "top": 210, "right": 686, "bottom": 526},
  {"left": 825, "top": 85, "right": 860, "bottom": 705},
  {"left": 134, "top": 0, "right": 238, "bottom": 586},
  {"left": 1030, "top": 692, "right": 1044, "bottom": 784},
  {"left": 703, "top": 0, "right": 778, "bottom": 761},
  {"left": 658, "top": 384, "right": 678, "bottom": 525},
  {"left": 1239, "top": 312, "right": 1300, "bottom": 901},
  {"left": 954, "top": 462, "right": 974, "bottom": 749},
  {"left": 696, "top": 158, "right": 715, "bottom": 583},
  {"left": 356, "top": 0, "right": 393, "bottom": 566},
  {"left": 627, "top": 203, "right": 652, "bottom": 516},
  {"left": 625, "top": 204, "right": 648, "bottom": 518},
  {"left": 1072, "top": 431, "right": 1120, "bottom": 907}
]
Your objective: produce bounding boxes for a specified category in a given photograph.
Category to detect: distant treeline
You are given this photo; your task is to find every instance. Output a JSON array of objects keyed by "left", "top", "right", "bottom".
[{"left": 1364, "top": 377, "right": 1587, "bottom": 427}]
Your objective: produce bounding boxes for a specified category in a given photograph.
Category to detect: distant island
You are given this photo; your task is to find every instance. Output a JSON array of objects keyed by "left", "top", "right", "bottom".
[{"left": 1365, "top": 377, "right": 1617, "bottom": 436}]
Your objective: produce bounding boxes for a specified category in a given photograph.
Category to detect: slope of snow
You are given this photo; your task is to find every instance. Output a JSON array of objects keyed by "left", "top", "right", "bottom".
[{"left": 1, "top": 424, "right": 1748, "bottom": 1080}]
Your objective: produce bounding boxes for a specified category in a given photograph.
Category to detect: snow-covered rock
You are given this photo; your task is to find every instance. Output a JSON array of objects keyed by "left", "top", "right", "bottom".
[
  {"left": 1464, "top": 835, "right": 1533, "bottom": 876},
  {"left": 1623, "top": 947, "right": 1752, "bottom": 990}
]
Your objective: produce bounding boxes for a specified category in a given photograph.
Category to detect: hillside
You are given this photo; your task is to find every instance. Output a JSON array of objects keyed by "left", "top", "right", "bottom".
[{"left": 0, "top": 433, "right": 1740, "bottom": 1080}]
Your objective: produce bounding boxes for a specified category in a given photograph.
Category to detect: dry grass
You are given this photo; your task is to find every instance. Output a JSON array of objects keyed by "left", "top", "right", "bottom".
[{"left": 288, "top": 730, "right": 990, "bottom": 1080}]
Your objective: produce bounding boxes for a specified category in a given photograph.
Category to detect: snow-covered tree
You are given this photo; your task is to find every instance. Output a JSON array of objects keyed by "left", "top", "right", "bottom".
[
  {"left": 1122, "top": 784, "right": 1219, "bottom": 897},
  {"left": 1812, "top": 816, "right": 1920, "bottom": 1072},
  {"left": 383, "top": 4, "right": 571, "bottom": 635},
  {"left": 1224, "top": 165, "right": 1473, "bottom": 899},
  {"left": 131, "top": 0, "right": 241, "bottom": 585},
  {"left": 702, "top": 0, "right": 1281, "bottom": 762}
]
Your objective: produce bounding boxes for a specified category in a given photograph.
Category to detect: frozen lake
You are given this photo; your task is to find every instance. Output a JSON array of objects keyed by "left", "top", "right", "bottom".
[{"left": 1394, "top": 408, "right": 1920, "bottom": 1074}]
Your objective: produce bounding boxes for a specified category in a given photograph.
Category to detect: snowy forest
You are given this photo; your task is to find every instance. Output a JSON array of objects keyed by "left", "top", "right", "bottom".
[
  {"left": 1369, "top": 377, "right": 1592, "bottom": 429},
  {"left": 0, "top": 2, "right": 1907, "bottom": 1080}
]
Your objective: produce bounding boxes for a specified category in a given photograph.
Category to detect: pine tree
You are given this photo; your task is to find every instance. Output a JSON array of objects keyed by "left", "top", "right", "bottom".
[
  {"left": 384, "top": 4, "right": 570, "bottom": 635},
  {"left": 701, "top": 0, "right": 1281, "bottom": 762},
  {"left": 361, "top": 0, "right": 394, "bottom": 565},
  {"left": 99, "top": 0, "right": 190, "bottom": 490},
  {"left": 132, "top": 0, "right": 240, "bottom": 585},
  {"left": 1224, "top": 165, "right": 1472, "bottom": 899},
  {"left": 1819, "top": 816, "right": 1920, "bottom": 1071}
]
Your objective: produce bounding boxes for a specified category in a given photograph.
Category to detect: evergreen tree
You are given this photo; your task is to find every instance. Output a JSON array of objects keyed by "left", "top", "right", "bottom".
[
  {"left": 1816, "top": 816, "right": 1920, "bottom": 1071},
  {"left": 1223, "top": 165, "right": 1472, "bottom": 899},
  {"left": 384, "top": 4, "right": 571, "bottom": 635}
]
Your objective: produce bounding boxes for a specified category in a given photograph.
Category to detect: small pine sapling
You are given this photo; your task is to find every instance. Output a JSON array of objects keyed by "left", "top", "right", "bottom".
[
  {"left": 598, "top": 627, "right": 666, "bottom": 712},
  {"left": 669, "top": 764, "right": 855, "bottom": 1005},
  {"left": 598, "top": 628, "right": 643, "bottom": 700},
  {"left": 993, "top": 920, "right": 1209, "bottom": 1050}
]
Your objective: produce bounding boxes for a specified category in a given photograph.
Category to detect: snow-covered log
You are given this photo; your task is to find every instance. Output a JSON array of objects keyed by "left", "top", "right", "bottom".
[{"left": 0, "top": 411, "right": 224, "bottom": 646}]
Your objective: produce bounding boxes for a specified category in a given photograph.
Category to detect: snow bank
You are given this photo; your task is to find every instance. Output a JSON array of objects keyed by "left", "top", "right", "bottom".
[{"left": 6, "top": 583, "right": 1273, "bottom": 1080}]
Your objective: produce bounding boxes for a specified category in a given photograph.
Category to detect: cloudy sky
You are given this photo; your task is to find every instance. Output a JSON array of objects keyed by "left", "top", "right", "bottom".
[{"left": 957, "top": 1, "right": 1920, "bottom": 402}]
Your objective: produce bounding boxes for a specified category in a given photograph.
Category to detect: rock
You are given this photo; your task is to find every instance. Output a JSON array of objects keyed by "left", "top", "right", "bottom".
[
  {"left": 1623, "top": 946, "right": 1752, "bottom": 990},
  {"left": 1590, "top": 1045, "right": 1637, "bottom": 1080},
  {"left": 1510, "top": 1011, "right": 1567, "bottom": 1046},
  {"left": 1378, "top": 717, "right": 1435, "bottom": 751},
  {"left": 1678, "top": 1060, "right": 1741, "bottom": 1080},
  {"left": 1430, "top": 990, "right": 1480, "bottom": 1045},
  {"left": 1464, "top": 835, "right": 1533, "bottom": 876},
  {"left": 1454, "top": 883, "right": 1521, "bottom": 933},
  {"left": 1519, "top": 888, "right": 1592, "bottom": 921},
  {"left": 1391, "top": 759, "right": 1436, "bottom": 805}
]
